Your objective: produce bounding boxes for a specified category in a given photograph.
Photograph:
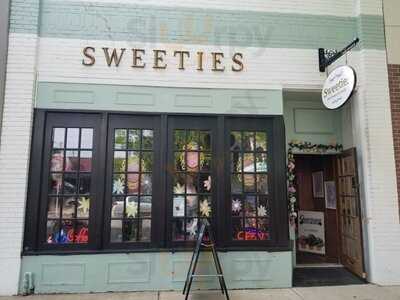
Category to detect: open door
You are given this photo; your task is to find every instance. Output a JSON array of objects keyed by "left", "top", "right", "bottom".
[{"left": 337, "top": 148, "right": 366, "bottom": 278}]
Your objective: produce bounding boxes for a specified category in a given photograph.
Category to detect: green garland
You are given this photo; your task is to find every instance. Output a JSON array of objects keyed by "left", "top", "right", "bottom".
[{"left": 287, "top": 140, "right": 342, "bottom": 225}]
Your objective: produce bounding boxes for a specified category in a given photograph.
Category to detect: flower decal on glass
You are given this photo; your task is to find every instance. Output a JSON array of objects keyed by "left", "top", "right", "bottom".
[
  {"left": 186, "top": 219, "right": 198, "bottom": 237},
  {"left": 203, "top": 176, "right": 212, "bottom": 192},
  {"left": 78, "top": 197, "right": 90, "bottom": 215},
  {"left": 232, "top": 199, "right": 242, "bottom": 213},
  {"left": 200, "top": 199, "right": 211, "bottom": 217},
  {"left": 113, "top": 178, "right": 125, "bottom": 194},
  {"left": 125, "top": 201, "right": 138, "bottom": 218},
  {"left": 174, "top": 183, "right": 185, "bottom": 194},
  {"left": 257, "top": 205, "right": 267, "bottom": 217}
]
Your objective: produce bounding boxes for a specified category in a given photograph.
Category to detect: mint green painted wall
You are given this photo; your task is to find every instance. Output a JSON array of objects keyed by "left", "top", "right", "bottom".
[
  {"left": 10, "top": 0, "right": 385, "bottom": 50},
  {"left": 284, "top": 99, "right": 343, "bottom": 146},
  {"left": 19, "top": 251, "right": 292, "bottom": 294},
  {"left": 36, "top": 82, "right": 283, "bottom": 115}
]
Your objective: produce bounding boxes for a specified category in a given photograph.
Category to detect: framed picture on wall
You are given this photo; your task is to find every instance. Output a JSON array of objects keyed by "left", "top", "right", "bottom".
[
  {"left": 324, "top": 181, "right": 337, "bottom": 209},
  {"left": 312, "top": 171, "right": 324, "bottom": 198}
]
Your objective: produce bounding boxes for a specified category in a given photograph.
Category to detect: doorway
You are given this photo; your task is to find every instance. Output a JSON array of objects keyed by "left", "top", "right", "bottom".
[{"left": 293, "top": 150, "right": 366, "bottom": 285}]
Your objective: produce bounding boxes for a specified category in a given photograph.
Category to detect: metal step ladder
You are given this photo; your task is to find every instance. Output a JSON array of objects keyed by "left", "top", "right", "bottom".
[{"left": 182, "top": 219, "right": 229, "bottom": 300}]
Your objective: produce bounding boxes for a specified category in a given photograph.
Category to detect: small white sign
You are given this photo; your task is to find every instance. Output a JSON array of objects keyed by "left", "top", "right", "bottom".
[
  {"left": 298, "top": 210, "right": 325, "bottom": 255},
  {"left": 322, "top": 65, "right": 356, "bottom": 110}
]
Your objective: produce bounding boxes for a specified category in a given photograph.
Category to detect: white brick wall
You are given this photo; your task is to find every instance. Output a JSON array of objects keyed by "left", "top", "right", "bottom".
[{"left": 0, "top": 33, "right": 38, "bottom": 296}]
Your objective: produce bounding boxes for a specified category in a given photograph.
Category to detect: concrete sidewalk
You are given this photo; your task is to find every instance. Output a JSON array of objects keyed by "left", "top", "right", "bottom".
[{"left": 1, "top": 285, "right": 400, "bottom": 300}]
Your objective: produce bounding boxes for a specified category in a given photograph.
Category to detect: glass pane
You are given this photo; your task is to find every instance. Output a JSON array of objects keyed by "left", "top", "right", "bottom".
[
  {"left": 115, "top": 129, "right": 127, "bottom": 150},
  {"left": 47, "top": 197, "right": 61, "bottom": 218},
  {"left": 243, "top": 174, "right": 255, "bottom": 192},
  {"left": 199, "top": 131, "right": 211, "bottom": 151},
  {"left": 173, "top": 173, "right": 185, "bottom": 194},
  {"left": 200, "top": 174, "right": 212, "bottom": 193},
  {"left": 74, "top": 220, "right": 89, "bottom": 243},
  {"left": 186, "top": 218, "right": 198, "bottom": 240},
  {"left": 173, "top": 196, "right": 185, "bottom": 217},
  {"left": 201, "top": 152, "right": 211, "bottom": 172},
  {"left": 127, "top": 173, "right": 139, "bottom": 194},
  {"left": 64, "top": 173, "right": 78, "bottom": 194},
  {"left": 80, "top": 151, "right": 92, "bottom": 172},
  {"left": 245, "top": 218, "right": 258, "bottom": 240},
  {"left": 232, "top": 218, "right": 243, "bottom": 240},
  {"left": 50, "top": 150, "right": 64, "bottom": 172},
  {"left": 186, "top": 195, "right": 198, "bottom": 217},
  {"left": 139, "top": 219, "right": 151, "bottom": 241},
  {"left": 80, "top": 128, "right": 93, "bottom": 149},
  {"left": 187, "top": 130, "right": 198, "bottom": 146},
  {"left": 128, "top": 129, "right": 140, "bottom": 149},
  {"left": 244, "top": 196, "right": 256, "bottom": 217},
  {"left": 62, "top": 197, "right": 76, "bottom": 218},
  {"left": 255, "top": 132, "right": 267, "bottom": 152},
  {"left": 256, "top": 153, "right": 267, "bottom": 172},
  {"left": 78, "top": 173, "right": 91, "bottom": 195},
  {"left": 142, "top": 130, "right": 153, "bottom": 149},
  {"left": 243, "top": 153, "right": 255, "bottom": 172},
  {"left": 258, "top": 218, "right": 269, "bottom": 240},
  {"left": 140, "top": 196, "right": 152, "bottom": 217},
  {"left": 113, "top": 151, "right": 126, "bottom": 173},
  {"left": 175, "top": 152, "right": 185, "bottom": 171},
  {"left": 141, "top": 152, "right": 153, "bottom": 172},
  {"left": 172, "top": 219, "right": 185, "bottom": 241},
  {"left": 243, "top": 132, "right": 255, "bottom": 151},
  {"left": 231, "top": 174, "right": 243, "bottom": 193},
  {"left": 77, "top": 196, "right": 90, "bottom": 218},
  {"left": 60, "top": 220, "right": 75, "bottom": 244},
  {"left": 199, "top": 196, "right": 212, "bottom": 217},
  {"left": 125, "top": 196, "right": 139, "bottom": 218},
  {"left": 186, "top": 151, "right": 199, "bottom": 172},
  {"left": 46, "top": 220, "right": 59, "bottom": 244},
  {"left": 232, "top": 197, "right": 243, "bottom": 216},
  {"left": 52, "top": 128, "right": 65, "bottom": 148},
  {"left": 110, "top": 220, "right": 122, "bottom": 242},
  {"left": 111, "top": 196, "right": 124, "bottom": 218},
  {"left": 140, "top": 174, "right": 152, "bottom": 195},
  {"left": 256, "top": 174, "right": 268, "bottom": 194},
  {"left": 49, "top": 173, "right": 62, "bottom": 194},
  {"left": 231, "top": 152, "right": 242, "bottom": 173},
  {"left": 186, "top": 173, "right": 198, "bottom": 194},
  {"left": 66, "top": 128, "right": 80, "bottom": 149},
  {"left": 230, "top": 131, "right": 241, "bottom": 151},
  {"left": 113, "top": 174, "right": 125, "bottom": 195},
  {"left": 122, "top": 219, "right": 137, "bottom": 242},
  {"left": 127, "top": 151, "right": 140, "bottom": 172},
  {"left": 174, "top": 130, "right": 186, "bottom": 150},
  {"left": 65, "top": 150, "right": 79, "bottom": 172}
]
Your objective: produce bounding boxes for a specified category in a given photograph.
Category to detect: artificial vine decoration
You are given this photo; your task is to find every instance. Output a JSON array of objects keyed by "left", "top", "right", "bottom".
[{"left": 287, "top": 140, "right": 343, "bottom": 226}]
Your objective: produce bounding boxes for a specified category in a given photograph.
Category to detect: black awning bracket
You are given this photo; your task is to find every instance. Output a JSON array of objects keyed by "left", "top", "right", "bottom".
[{"left": 319, "top": 38, "right": 360, "bottom": 73}]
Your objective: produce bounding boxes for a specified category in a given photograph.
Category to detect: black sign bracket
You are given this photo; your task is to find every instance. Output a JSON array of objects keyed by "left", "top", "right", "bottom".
[{"left": 319, "top": 38, "right": 360, "bottom": 72}]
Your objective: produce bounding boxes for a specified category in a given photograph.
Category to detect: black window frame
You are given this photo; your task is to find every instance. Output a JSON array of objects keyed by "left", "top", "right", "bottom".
[{"left": 23, "top": 109, "right": 289, "bottom": 254}]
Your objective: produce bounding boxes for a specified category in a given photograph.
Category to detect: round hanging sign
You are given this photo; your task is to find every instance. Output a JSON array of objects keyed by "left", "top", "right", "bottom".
[{"left": 322, "top": 65, "right": 357, "bottom": 110}]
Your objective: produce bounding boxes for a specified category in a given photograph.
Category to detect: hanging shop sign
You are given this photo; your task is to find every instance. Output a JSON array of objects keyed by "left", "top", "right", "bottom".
[
  {"left": 322, "top": 65, "right": 356, "bottom": 110},
  {"left": 298, "top": 210, "right": 325, "bottom": 255},
  {"left": 82, "top": 47, "right": 244, "bottom": 72}
]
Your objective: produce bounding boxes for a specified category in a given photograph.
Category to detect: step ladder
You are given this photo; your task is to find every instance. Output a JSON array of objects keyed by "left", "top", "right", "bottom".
[{"left": 182, "top": 219, "right": 229, "bottom": 300}]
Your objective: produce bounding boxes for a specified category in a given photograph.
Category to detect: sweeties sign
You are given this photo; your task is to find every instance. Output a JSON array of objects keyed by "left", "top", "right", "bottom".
[{"left": 322, "top": 65, "right": 357, "bottom": 110}]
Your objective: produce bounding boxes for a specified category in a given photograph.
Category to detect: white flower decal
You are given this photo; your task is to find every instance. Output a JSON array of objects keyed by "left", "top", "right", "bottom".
[
  {"left": 187, "top": 219, "right": 198, "bottom": 237},
  {"left": 113, "top": 178, "right": 125, "bottom": 194},
  {"left": 78, "top": 197, "right": 90, "bottom": 215},
  {"left": 125, "top": 201, "right": 138, "bottom": 218},
  {"left": 203, "top": 176, "right": 212, "bottom": 191},
  {"left": 174, "top": 183, "right": 185, "bottom": 194},
  {"left": 257, "top": 205, "right": 267, "bottom": 217},
  {"left": 200, "top": 199, "right": 211, "bottom": 217},
  {"left": 232, "top": 199, "right": 242, "bottom": 212}
]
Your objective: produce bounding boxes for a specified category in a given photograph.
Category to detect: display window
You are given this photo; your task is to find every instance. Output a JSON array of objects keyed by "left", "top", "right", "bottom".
[{"left": 24, "top": 111, "right": 288, "bottom": 253}]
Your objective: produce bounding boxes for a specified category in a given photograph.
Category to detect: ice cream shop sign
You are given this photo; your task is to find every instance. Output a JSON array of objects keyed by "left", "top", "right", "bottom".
[{"left": 82, "top": 47, "right": 244, "bottom": 72}]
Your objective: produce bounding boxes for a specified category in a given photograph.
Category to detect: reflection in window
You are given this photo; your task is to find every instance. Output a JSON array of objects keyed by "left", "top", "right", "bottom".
[
  {"left": 230, "top": 131, "right": 270, "bottom": 241},
  {"left": 46, "top": 127, "right": 93, "bottom": 244},
  {"left": 172, "top": 130, "right": 212, "bottom": 241},
  {"left": 110, "top": 129, "right": 153, "bottom": 243}
]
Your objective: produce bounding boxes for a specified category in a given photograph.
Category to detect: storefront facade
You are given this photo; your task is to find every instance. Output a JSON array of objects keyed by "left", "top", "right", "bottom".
[{"left": 0, "top": 0, "right": 399, "bottom": 295}]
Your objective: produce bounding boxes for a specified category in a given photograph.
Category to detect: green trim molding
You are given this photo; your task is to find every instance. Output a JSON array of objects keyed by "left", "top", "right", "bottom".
[
  {"left": 19, "top": 251, "right": 292, "bottom": 293},
  {"left": 36, "top": 82, "right": 284, "bottom": 115},
  {"left": 10, "top": 0, "right": 385, "bottom": 50}
]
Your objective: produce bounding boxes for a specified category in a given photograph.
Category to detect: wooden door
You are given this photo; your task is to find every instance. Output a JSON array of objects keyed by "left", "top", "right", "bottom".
[{"left": 337, "top": 148, "right": 365, "bottom": 278}]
